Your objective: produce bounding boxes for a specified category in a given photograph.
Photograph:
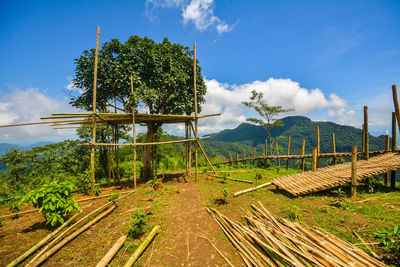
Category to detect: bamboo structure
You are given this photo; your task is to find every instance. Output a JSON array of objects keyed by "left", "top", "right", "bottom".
[
  {"left": 332, "top": 133, "right": 336, "bottom": 165},
  {"left": 285, "top": 136, "right": 291, "bottom": 170},
  {"left": 392, "top": 111, "right": 397, "bottom": 189},
  {"left": 312, "top": 147, "right": 317, "bottom": 171},
  {"left": 275, "top": 140, "right": 280, "bottom": 167},
  {"left": 194, "top": 42, "right": 199, "bottom": 181},
  {"left": 351, "top": 146, "right": 357, "bottom": 198},
  {"left": 364, "top": 106, "right": 369, "bottom": 160},
  {"left": 301, "top": 139, "right": 305, "bottom": 171},
  {"left": 316, "top": 125, "right": 320, "bottom": 168}
]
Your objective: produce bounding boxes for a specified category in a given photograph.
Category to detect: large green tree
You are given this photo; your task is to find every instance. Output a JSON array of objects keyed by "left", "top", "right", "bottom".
[
  {"left": 242, "top": 90, "right": 293, "bottom": 155},
  {"left": 70, "top": 36, "right": 206, "bottom": 180}
]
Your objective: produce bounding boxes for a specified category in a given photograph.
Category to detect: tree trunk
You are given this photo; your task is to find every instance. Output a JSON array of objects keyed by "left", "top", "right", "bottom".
[{"left": 142, "top": 123, "right": 160, "bottom": 181}]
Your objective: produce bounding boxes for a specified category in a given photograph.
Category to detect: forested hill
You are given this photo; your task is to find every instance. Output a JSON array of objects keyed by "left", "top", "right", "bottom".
[{"left": 202, "top": 116, "right": 389, "bottom": 159}]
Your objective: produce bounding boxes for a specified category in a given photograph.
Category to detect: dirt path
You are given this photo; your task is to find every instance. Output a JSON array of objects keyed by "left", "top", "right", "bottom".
[{"left": 149, "top": 182, "right": 242, "bottom": 267}]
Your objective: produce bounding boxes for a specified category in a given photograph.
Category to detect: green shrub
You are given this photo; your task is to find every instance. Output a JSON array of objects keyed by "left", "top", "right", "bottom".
[
  {"left": 22, "top": 182, "right": 80, "bottom": 226},
  {"left": 107, "top": 192, "right": 120, "bottom": 205},
  {"left": 296, "top": 160, "right": 312, "bottom": 171},
  {"left": 328, "top": 156, "right": 345, "bottom": 166},
  {"left": 93, "top": 186, "right": 102, "bottom": 196},
  {"left": 375, "top": 226, "right": 400, "bottom": 260},
  {"left": 127, "top": 209, "right": 148, "bottom": 239}
]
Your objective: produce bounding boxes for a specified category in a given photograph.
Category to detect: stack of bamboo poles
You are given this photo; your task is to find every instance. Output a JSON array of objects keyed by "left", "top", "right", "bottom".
[{"left": 207, "top": 202, "right": 386, "bottom": 267}]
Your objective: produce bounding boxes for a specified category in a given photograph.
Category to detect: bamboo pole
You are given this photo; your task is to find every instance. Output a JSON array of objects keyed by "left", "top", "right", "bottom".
[
  {"left": 364, "top": 106, "right": 369, "bottom": 160},
  {"left": 392, "top": 112, "right": 397, "bottom": 152},
  {"left": 332, "top": 133, "right": 336, "bottom": 165},
  {"left": 207, "top": 174, "right": 253, "bottom": 184},
  {"left": 0, "top": 119, "right": 87, "bottom": 128},
  {"left": 130, "top": 75, "right": 137, "bottom": 189},
  {"left": 316, "top": 125, "right": 320, "bottom": 168},
  {"left": 80, "top": 136, "right": 210, "bottom": 146},
  {"left": 362, "top": 123, "right": 365, "bottom": 155},
  {"left": 312, "top": 147, "right": 317, "bottom": 171},
  {"left": 243, "top": 148, "right": 246, "bottom": 162},
  {"left": 264, "top": 140, "right": 267, "bottom": 157},
  {"left": 275, "top": 140, "right": 280, "bottom": 167},
  {"left": 252, "top": 147, "right": 256, "bottom": 165},
  {"left": 96, "top": 235, "right": 127, "bottom": 267},
  {"left": 392, "top": 85, "right": 400, "bottom": 134},
  {"left": 7, "top": 212, "right": 80, "bottom": 267},
  {"left": 188, "top": 123, "right": 192, "bottom": 178},
  {"left": 30, "top": 206, "right": 116, "bottom": 267},
  {"left": 194, "top": 42, "right": 198, "bottom": 181},
  {"left": 301, "top": 139, "right": 305, "bottom": 171},
  {"left": 385, "top": 135, "right": 390, "bottom": 152},
  {"left": 123, "top": 225, "right": 160, "bottom": 267},
  {"left": 350, "top": 146, "right": 357, "bottom": 198},
  {"left": 286, "top": 136, "right": 291, "bottom": 170},
  {"left": 90, "top": 26, "right": 101, "bottom": 194},
  {"left": 185, "top": 122, "right": 189, "bottom": 176},
  {"left": 233, "top": 182, "right": 272, "bottom": 197}
]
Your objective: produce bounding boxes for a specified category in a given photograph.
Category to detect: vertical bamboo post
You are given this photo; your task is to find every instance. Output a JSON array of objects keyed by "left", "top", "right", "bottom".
[
  {"left": 286, "top": 136, "right": 291, "bottom": 170},
  {"left": 332, "top": 133, "right": 336, "bottom": 165},
  {"left": 252, "top": 147, "right": 256, "bottom": 165},
  {"left": 301, "top": 139, "right": 305, "bottom": 171},
  {"left": 392, "top": 112, "right": 397, "bottom": 152},
  {"left": 130, "top": 75, "right": 137, "bottom": 189},
  {"left": 316, "top": 125, "right": 320, "bottom": 168},
  {"left": 275, "top": 140, "right": 280, "bottom": 167},
  {"left": 386, "top": 135, "right": 390, "bottom": 152},
  {"left": 264, "top": 139, "right": 267, "bottom": 157},
  {"left": 312, "top": 148, "right": 317, "bottom": 171},
  {"left": 350, "top": 146, "right": 358, "bottom": 198},
  {"left": 185, "top": 122, "right": 189, "bottom": 175},
  {"left": 364, "top": 106, "right": 369, "bottom": 160},
  {"left": 243, "top": 148, "right": 246, "bottom": 162},
  {"left": 392, "top": 85, "right": 400, "bottom": 134},
  {"left": 90, "top": 25, "right": 100, "bottom": 193},
  {"left": 229, "top": 153, "right": 233, "bottom": 165},
  {"left": 106, "top": 122, "right": 111, "bottom": 185},
  {"left": 362, "top": 123, "right": 365, "bottom": 155},
  {"left": 114, "top": 97, "right": 120, "bottom": 183},
  {"left": 194, "top": 42, "right": 198, "bottom": 181},
  {"left": 188, "top": 122, "right": 192, "bottom": 178}
]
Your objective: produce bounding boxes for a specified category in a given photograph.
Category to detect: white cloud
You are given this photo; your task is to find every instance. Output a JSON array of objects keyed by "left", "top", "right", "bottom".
[
  {"left": 0, "top": 88, "right": 78, "bottom": 142},
  {"left": 197, "top": 77, "right": 348, "bottom": 133},
  {"left": 65, "top": 76, "right": 83, "bottom": 94},
  {"left": 146, "top": 0, "right": 235, "bottom": 34}
]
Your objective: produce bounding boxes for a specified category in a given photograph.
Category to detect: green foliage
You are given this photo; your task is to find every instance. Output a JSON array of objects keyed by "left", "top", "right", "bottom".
[
  {"left": 22, "top": 182, "right": 80, "bottom": 226},
  {"left": 283, "top": 205, "right": 301, "bottom": 222},
  {"left": 146, "top": 178, "right": 158, "bottom": 190},
  {"left": 93, "top": 186, "right": 102, "bottom": 196},
  {"left": 328, "top": 156, "right": 345, "bottom": 166},
  {"left": 107, "top": 192, "right": 120, "bottom": 205},
  {"left": 127, "top": 209, "right": 148, "bottom": 239},
  {"left": 0, "top": 221, "right": 4, "bottom": 227},
  {"left": 220, "top": 188, "right": 229, "bottom": 199},
  {"left": 375, "top": 226, "right": 400, "bottom": 258},
  {"left": 296, "top": 160, "right": 312, "bottom": 171},
  {"left": 331, "top": 187, "right": 347, "bottom": 198}
]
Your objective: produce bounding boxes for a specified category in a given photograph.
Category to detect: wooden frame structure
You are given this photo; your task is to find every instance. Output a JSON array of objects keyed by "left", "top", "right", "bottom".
[{"left": 0, "top": 26, "right": 219, "bottom": 192}]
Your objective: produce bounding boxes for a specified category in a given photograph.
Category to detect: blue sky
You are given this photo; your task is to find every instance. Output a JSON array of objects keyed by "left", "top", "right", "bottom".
[{"left": 1, "top": 0, "right": 400, "bottom": 144}]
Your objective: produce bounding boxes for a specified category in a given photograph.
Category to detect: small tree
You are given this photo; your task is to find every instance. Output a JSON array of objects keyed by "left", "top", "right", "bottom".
[{"left": 242, "top": 90, "right": 293, "bottom": 155}]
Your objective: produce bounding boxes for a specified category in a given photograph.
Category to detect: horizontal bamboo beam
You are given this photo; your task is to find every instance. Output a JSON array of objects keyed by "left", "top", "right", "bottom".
[
  {"left": 233, "top": 182, "right": 272, "bottom": 197},
  {"left": 79, "top": 136, "right": 210, "bottom": 147},
  {"left": 206, "top": 174, "right": 253, "bottom": 184},
  {"left": 0, "top": 119, "right": 86, "bottom": 128}
]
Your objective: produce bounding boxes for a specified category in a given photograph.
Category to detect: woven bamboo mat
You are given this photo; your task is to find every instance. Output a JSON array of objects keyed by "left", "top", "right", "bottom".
[{"left": 272, "top": 152, "right": 400, "bottom": 196}]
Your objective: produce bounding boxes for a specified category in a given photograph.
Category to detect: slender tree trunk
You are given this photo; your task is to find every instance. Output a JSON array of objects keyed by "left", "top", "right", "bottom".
[{"left": 142, "top": 123, "right": 160, "bottom": 181}]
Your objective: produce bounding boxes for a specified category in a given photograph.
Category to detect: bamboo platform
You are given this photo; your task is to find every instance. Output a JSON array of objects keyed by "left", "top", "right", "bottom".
[{"left": 272, "top": 152, "right": 400, "bottom": 196}]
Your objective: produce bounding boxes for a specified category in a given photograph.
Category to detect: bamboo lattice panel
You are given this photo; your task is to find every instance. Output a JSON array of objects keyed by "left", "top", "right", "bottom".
[{"left": 272, "top": 152, "right": 400, "bottom": 196}]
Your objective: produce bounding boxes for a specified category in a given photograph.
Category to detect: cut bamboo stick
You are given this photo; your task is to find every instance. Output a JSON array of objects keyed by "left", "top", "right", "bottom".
[
  {"left": 301, "top": 139, "right": 305, "bottom": 171},
  {"left": 79, "top": 136, "right": 210, "bottom": 147},
  {"left": 96, "top": 235, "right": 127, "bottom": 267},
  {"left": 312, "top": 147, "right": 317, "bottom": 171},
  {"left": 350, "top": 146, "right": 357, "bottom": 198},
  {"left": 392, "top": 84, "right": 400, "bottom": 134},
  {"left": 233, "top": 182, "right": 272, "bottom": 197},
  {"left": 207, "top": 174, "right": 253, "bottom": 184},
  {"left": 123, "top": 225, "right": 160, "bottom": 267},
  {"left": 30, "top": 206, "right": 116, "bottom": 267},
  {"left": 6, "top": 212, "right": 80, "bottom": 267}
]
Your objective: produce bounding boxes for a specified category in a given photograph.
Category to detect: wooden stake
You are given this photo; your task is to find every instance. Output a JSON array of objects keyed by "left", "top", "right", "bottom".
[
  {"left": 351, "top": 146, "right": 357, "bottom": 198},
  {"left": 194, "top": 42, "right": 198, "bottom": 181},
  {"left": 264, "top": 139, "right": 267, "bottom": 157},
  {"left": 392, "top": 112, "right": 397, "bottom": 152},
  {"left": 286, "top": 136, "right": 291, "bottom": 170},
  {"left": 123, "top": 225, "right": 160, "bottom": 267},
  {"left": 243, "top": 148, "right": 246, "bottom": 161},
  {"left": 301, "top": 139, "right": 305, "bottom": 171},
  {"left": 96, "top": 235, "right": 127, "bottom": 267},
  {"left": 332, "top": 133, "right": 336, "bottom": 165},
  {"left": 364, "top": 106, "right": 369, "bottom": 160},
  {"left": 392, "top": 85, "right": 400, "bottom": 134},
  {"left": 90, "top": 26, "right": 101, "bottom": 193},
  {"left": 362, "top": 123, "right": 365, "bottom": 155},
  {"left": 316, "top": 125, "right": 320, "bottom": 168},
  {"left": 7, "top": 213, "right": 80, "bottom": 267},
  {"left": 185, "top": 122, "right": 189, "bottom": 175},
  {"left": 386, "top": 135, "right": 390, "bottom": 152},
  {"left": 130, "top": 75, "right": 137, "bottom": 189},
  {"left": 312, "top": 147, "right": 317, "bottom": 171},
  {"left": 106, "top": 123, "right": 112, "bottom": 185},
  {"left": 275, "top": 140, "right": 280, "bottom": 167}
]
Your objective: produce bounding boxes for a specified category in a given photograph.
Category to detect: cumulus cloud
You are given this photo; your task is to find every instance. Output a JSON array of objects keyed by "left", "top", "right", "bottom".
[
  {"left": 195, "top": 77, "right": 348, "bottom": 133},
  {"left": 146, "top": 0, "right": 235, "bottom": 34},
  {"left": 0, "top": 88, "right": 78, "bottom": 142},
  {"left": 65, "top": 76, "right": 83, "bottom": 94}
]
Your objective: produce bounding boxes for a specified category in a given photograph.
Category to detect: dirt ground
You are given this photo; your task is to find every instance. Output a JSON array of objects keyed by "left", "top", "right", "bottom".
[{"left": 1, "top": 168, "right": 399, "bottom": 266}]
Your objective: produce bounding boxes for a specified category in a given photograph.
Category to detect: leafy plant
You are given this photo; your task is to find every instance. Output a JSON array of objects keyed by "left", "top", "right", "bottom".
[
  {"left": 93, "top": 186, "right": 102, "bottom": 196},
  {"left": 296, "top": 160, "right": 312, "bottom": 171},
  {"left": 215, "top": 188, "right": 229, "bottom": 205},
  {"left": 328, "top": 156, "right": 345, "bottom": 166},
  {"left": 221, "top": 188, "right": 229, "bottom": 200},
  {"left": 22, "top": 182, "right": 80, "bottom": 226},
  {"left": 283, "top": 205, "right": 301, "bottom": 221},
  {"left": 0, "top": 221, "right": 4, "bottom": 227},
  {"left": 127, "top": 209, "right": 148, "bottom": 239},
  {"left": 107, "top": 192, "right": 120, "bottom": 205},
  {"left": 146, "top": 178, "right": 158, "bottom": 190},
  {"left": 331, "top": 187, "right": 346, "bottom": 198},
  {"left": 375, "top": 226, "right": 400, "bottom": 258}
]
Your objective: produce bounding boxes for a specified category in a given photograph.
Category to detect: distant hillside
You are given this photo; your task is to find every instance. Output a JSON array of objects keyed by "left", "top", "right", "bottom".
[
  {"left": 0, "top": 141, "right": 55, "bottom": 154},
  {"left": 202, "top": 116, "right": 388, "bottom": 159}
]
